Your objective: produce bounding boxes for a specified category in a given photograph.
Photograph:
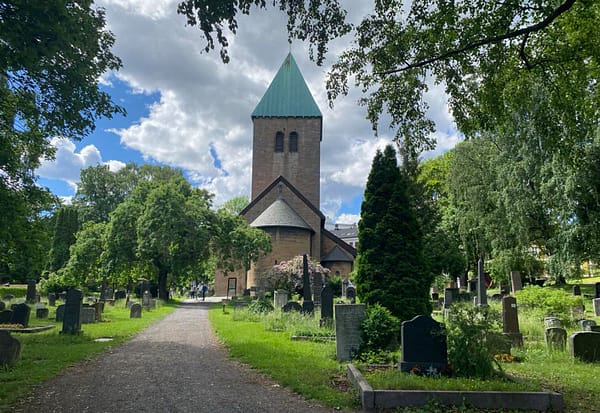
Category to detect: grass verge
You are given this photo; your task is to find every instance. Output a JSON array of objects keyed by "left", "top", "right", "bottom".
[{"left": 0, "top": 300, "right": 177, "bottom": 412}]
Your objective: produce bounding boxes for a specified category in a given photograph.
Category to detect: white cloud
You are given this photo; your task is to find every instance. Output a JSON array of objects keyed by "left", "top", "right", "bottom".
[{"left": 336, "top": 214, "right": 360, "bottom": 225}]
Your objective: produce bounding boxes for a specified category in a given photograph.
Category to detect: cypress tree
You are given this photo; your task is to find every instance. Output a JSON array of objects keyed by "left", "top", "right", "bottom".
[
  {"left": 47, "top": 206, "right": 79, "bottom": 272},
  {"left": 355, "top": 144, "right": 431, "bottom": 321}
]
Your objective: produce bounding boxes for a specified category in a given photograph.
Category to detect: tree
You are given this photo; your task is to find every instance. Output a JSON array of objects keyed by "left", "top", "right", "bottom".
[
  {"left": 63, "top": 221, "right": 108, "bottom": 286},
  {"left": 74, "top": 164, "right": 129, "bottom": 223},
  {"left": 47, "top": 206, "right": 79, "bottom": 272},
  {"left": 356, "top": 145, "right": 430, "bottom": 321}
]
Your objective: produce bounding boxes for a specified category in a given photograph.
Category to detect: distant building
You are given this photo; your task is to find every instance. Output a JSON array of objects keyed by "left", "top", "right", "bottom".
[
  {"left": 330, "top": 223, "right": 359, "bottom": 250},
  {"left": 214, "top": 53, "right": 356, "bottom": 297}
]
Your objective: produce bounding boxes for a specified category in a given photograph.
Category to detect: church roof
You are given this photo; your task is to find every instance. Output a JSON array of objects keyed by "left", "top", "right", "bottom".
[
  {"left": 321, "top": 245, "right": 355, "bottom": 263},
  {"left": 251, "top": 53, "right": 322, "bottom": 118},
  {"left": 249, "top": 198, "right": 313, "bottom": 231}
]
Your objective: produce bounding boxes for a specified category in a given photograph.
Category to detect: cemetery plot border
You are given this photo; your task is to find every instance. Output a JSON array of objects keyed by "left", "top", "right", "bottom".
[{"left": 346, "top": 364, "right": 563, "bottom": 412}]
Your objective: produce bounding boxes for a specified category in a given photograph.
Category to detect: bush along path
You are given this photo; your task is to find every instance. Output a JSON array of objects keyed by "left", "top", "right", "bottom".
[{"left": 11, "top": 300, "right": 336, "bottom": 413}]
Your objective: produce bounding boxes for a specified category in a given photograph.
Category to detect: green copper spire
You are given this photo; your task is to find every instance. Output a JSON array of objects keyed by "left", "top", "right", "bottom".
[{"left": 252, "top": 53, "right": 322, "bottom": 118}]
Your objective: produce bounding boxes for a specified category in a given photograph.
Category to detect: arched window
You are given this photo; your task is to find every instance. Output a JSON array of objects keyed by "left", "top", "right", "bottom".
[
  {"left": 289, "top": 131, "right": 298, "bottom": 152},
  {"left": 274, "top": 131, "right": 284, "bottom": 152}
]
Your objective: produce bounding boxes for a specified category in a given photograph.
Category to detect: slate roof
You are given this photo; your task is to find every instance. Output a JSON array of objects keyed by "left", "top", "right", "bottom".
[
  {"left": 249, "top": 198, "right": 313, "bottom": 231},
  {"left": 251, "top": 53, "right": 322, "bottom": 118},
  {"left": 321, "top": 245, "right": 355, "bottom": 263},
  {"left": 330, "top": 225, "right": 358, "bottom": 239}
]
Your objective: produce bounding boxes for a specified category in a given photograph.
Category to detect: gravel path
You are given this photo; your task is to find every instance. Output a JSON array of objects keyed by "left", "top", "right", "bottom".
[{"left": 12, "top": 300, "right": 343, "bottom": 413}]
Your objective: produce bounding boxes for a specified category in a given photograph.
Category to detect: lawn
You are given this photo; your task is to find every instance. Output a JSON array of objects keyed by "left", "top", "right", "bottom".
[{"left": 0, "top": 299, "right": 177, "bottom": 412}]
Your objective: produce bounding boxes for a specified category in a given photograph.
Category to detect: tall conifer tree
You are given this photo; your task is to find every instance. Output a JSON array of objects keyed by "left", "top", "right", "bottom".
[{"left": 356, "top": 145, "right": 431, "bottom": 321}]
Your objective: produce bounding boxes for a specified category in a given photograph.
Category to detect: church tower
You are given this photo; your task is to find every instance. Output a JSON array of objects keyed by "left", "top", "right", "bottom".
[{"left": 250, "top": 53, "right": 322, "bottom": 208}]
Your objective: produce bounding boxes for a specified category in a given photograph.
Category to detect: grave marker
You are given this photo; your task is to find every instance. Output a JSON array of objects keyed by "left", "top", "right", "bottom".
[
  {"left": 593, "top": 298, "right": 600, "bottom": 317},
  {"left": 55, "top": 304, "right": 65, "bottom": 322},
  {"left": 47, "top": 293, "right": 56, "bottom": 306},
  {"left": 282, "top": 301, "right": 302, "bottom": 313},
  {"left": 0, "top": 310, "right": 13, "bottom": 323},
  {"left": 510, "top": 271, "right": 522, "bottom": 294},
  {"left": 544, "top": 317, "right": 562, "bottom": 329},
  {"left": 477, "top": 259, "right": 488, "bottom": 306},
  {"left": 572, "top": 284, "right": 581, "bottom": 296},
  {"left": 580, "top": 319, "right": 597, "bottom": 331},
  {"left": 273, "top": 290, "right": 288, "bottom": 309},
  {"left": 320, "top": 285, "right": 334, "bottom": 320},
  {"left": 0, "top": 331, "right": 21, "bottom": 367},
  {"left": 61, "top": 289, "right": 83, "bottom": 335},
  {"left": 80, "top": 307, "right": 96, "bottom": 324},
  {"left": 335, "top": 304, "right": 366, "bottom": 361},
  {"left": 301, "top": 254, "right": 314, "bottom": 315},
  {"left": 545, "top": 327, "right": 567, "bottom": 351},
  {"left": 346, "top": 284, "right": 356, "bottom": 304},
  {"left": 502, "top": 296, "right": 523, "bottom": 347},
  {"left": 569, "top": 332, "right": 600, "bottom": 362},
  {"left": 26, "top": 279, "right": 36, "bottom": 303},
  {"left": 312, "top": 272, "right": 323, "bottom": 307},
  {"left": 129, "top": 303, "right": 142, "bottom": 318},
  {"left": 11, "top": 303, "right": 31, "bottom": 327},
  {"left": 400, "top": 315, "right": 448, "bottom": 373},
  {"left": 595, "top": 282, "right": 600, "bottom": 299}
]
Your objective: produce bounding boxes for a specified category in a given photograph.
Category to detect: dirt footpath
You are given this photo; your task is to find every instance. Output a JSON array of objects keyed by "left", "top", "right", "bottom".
[{"left": 12, "top": 301, "right": 342, "bottom": 413}]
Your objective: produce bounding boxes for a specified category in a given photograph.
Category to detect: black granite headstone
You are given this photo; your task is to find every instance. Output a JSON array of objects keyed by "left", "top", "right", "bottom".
[
  {"left": 129, "top": 303, "right": 142, "bottom": 318},
  {"left": 569, "top": 331, "right": 600, "bottom": 362},
  {"left": 573, "top": 284, "right": 581, "bottom": 296},
  {"left": 282, "top": 301, "right": 302, "bottom": 313},
  {"left": 61, "top": 289, "right": 83, "bottom": 335},
  {"left": 595, "top": 282, "right": 600, "bottom": 299},
  {"left": 47, "top": 293, "right": 56, "bottom": 306},
  {"left": 320, "top": 285, "right": 334, "bottom": 319},
  {"left": 11, "top": 303, "right": 31, "bottom": 327},
  {"left": 26, "top": 279, "right": 36, "bottom": 303},
  {"left": 0, "top": 310, "right": 13, "bottom": 323},
  {"left": 0, "top": 331, "right": 21, "bottom": 367},
  {"left": 399, "top": 315, "right": 448, "bottom": 373},
  {"left": 36, "top": 308, "right": 49, "bottom": 319},
  {"left": 55, "top": 304, "right": 65, "bottom": 322}
]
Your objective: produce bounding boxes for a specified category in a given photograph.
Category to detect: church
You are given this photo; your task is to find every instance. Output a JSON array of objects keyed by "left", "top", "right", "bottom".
[{"left": 214, "top": 53, "right": 356, "bottom": 297}]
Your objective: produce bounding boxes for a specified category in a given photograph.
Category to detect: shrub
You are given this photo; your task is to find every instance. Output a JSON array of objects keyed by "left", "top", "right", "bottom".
[
  {"left": 247, "top": 297, "right": 274, "bottom": 314},
  {"left": 446, "top": 303, "right": 505, "bottom": 379},
  {"left": 326, "top": 274, "right": 342, "bottom": 297},
  {"left": 38, "top": 272, "right": 72, "bottom": 295},
  {"left": 359, "top": 304, "right": 400, "bottom": 355},
  {"left": 515, "top": 285, "right": 584, "bottom": 325}
]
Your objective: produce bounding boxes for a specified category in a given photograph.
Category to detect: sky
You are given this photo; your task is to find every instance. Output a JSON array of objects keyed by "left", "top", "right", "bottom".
[{"left": 36, "top": 0, "right": 461, "bottom": 225}]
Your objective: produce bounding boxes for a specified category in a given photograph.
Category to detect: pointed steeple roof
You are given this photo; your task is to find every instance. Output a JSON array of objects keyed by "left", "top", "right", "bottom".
[{"left": 252, "top": 53, "right": 322, "bottom": 118}]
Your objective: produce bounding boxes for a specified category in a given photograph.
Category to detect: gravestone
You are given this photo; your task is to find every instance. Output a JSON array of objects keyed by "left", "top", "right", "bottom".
[
  {"left": 114, "top": 290, "right": 127, "bottom": 300},
  {"left": 0, "top": 310, "right": 13, "bottom": 323},
  {"left": 26, "top": 279, "right": 36, "bottom": 303},
  {"left": 0, "top": 331, "right": 21, "bottom": 367},
  {"left": 47, "top": 293, "right": 56, "bottom": 306},
  {"left": 80, "top": 307, "right": 96, "bottom": 324},
  {"left": 431, "top": 292, "right": 439, "bottom": 301},
  {"left": 477, "top": 259, "right": 488, "bottom": 306},
  {"left": 36, "top": 308, "right": 49, "bottom": 319},
  {"left": 569, "top": 331, "right": 600, "bottom": 362},
  {"left": 104, "top": 288, "right": 114, "bottom": 300},
  {"left": 11, "top": 303, "right": 31, "bottom": 328},
  {"left": 544, "top": 316, "right": 562, "bottom": 329},
  {"left": 400, "top": 315, "right": 448, "bottom": 373},
  {"left": 593, "top": 298, "right": 600, "bottom": 317},
  {"left": 510, "top": 271, "right": 522, "bottom": 294},
  {"left": 572, "top": 284, "right": 581, "bottom": 296},
  {"left": 502, "top": 296, "right": 523, "bottom": 347},
  {"left": 130, "top": 303, "right": 142, "bottom": 318},
  {"left": 273, "top": 290, "right": 288, "bottom": 309},
  {"left": 580, "top": 319, "right": 597, "bottom": 331},
  {"left": 301, "top": 255, "right": 314, "bottom": 314},
  {"left": 61, "top": 289, "right": 83, "bottom": 335},
  {"left": 0, "top": 301, "right": 4, "bottom": 311},
  {"left": 342, "top": 279, "right": 349, "bottom": 298},
  {"left": 335, "top": 304, "right": 366, "bottom": 361},
  {"left": 595, "top": 282, "right": 600, "bottom": 299},
  {"left": 467, "top": 278, "right": 477, "bottom": 294},
  {"left": 320, "top": 285, "right": 334, "bottom": 320},
  {"left": 346, "top": 284, "right": 356, "bottom": 304},
  {"left": 55, "top": 304, "right": 66, "bottom": 322},
  {"left": 545, "top": 327, "right": 567, "bottom": 351},
  {"left": 142, "top": 291, "right": 152, "bottom": 309},
  {"left": 443, "top": 287, "right": 459, "bottom": 309},
  {"left": 302, "top": 301, "right": 315, "bottom": 315},
  {"left": 312, "top": 272, "right": 323, "bottom": 307},
  {"left": 282, "top": 301, "right": 302, "bottom": 313}
]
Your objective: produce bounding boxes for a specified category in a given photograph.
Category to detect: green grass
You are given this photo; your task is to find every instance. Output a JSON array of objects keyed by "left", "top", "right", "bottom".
[
  {"left": 0, "top": 300, "right": 177, "bottom": 412},
  {"left": 209, "top": 306, "right": 358, "bottom": 410}
]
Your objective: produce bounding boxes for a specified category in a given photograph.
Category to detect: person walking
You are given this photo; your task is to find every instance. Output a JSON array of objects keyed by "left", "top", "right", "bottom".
[{"left": 200, "top": 282, "right": 208, "bottom": 301}]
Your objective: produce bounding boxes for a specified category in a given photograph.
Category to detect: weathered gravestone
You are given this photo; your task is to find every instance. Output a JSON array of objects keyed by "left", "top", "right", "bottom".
[
  {"left": 61, "top": 289, "right": 83, "bottom": 335},
  {"left": 335, "top": 304, "right": 366, "bottom": 361},
  {"left": 273, "top": 290, "right": 288, "bottom": 309},
  {"left": 301, "top": 255, "right": 314, "bottom": 315},
  {"left": 346, "top": 284, "right": 356, "bottom": 304},
  {"left": 36, "top": 307, "right": 49, "bottom": 319},
  {"left": 0, "top": 301, "right": 4, "bottom": 311},
  {"left": 11, "top": 303, "right": 31, "bottom": 328},
  {"left": 502, "top": 296, "right": 523, "bottom": 347},
  {"left": 94, "top": 302, "right": 104, "bottom": 321},
  {"left": 595, "top": 282, "right": 600, "bottom": 299},
  {"left": 55, "top": 304, "right": 65, "bottom": 322},
  {"left": 0, "top": 331, "right": 21, "bottom": 367},
  {"left": 282, "top": 301, "right": 302, "bottom": 313},
  {"left": 569, "top": 332, "right": 600, "bottom": 362},
  {"left": 400, "top": 315, "right": 448, "bottom": 373},
  {"left": 129, "top": 303, "right": 142, "bottom": 318},
  {"left": 443, "top": 287, "right": 459, "bottom": 309},
  {"left": 594, "top": 298, "right": 600, "bottom": 317},
  {"left": 580, "top": 319, "right": 597, "bottom": 331},
  {"left": 26, "top": 279, "right": 36, "bottom": 303},
  {"left": 114, "top": 290, "right": 127, "bottom": 300},
  {"left": 544, "top": 317, "right": 562, "bottom": 329},
  {"left": 0, "top": 310, "right": 13, "bottom": 323},
  {"left": 312, "top": 272, "right": 323, "bottom": 307},
  {"left": 142, "top": 291, "right": 152, "bottom": 309},
  {"left": 321, "top": 285, "right": 334, "bottom": 320},
  {"left": 47, "top": 293, "right": 56, "bottom": 306},
  {"left": 545, "top": 327, "right": 567, "bottom": 351},
  {"left": 80, "top": 306, "right": 96, "bottom": 324},
  {"left": 573, "top": 284, "right": 581, "bottom": 296},
  {"left": 467, "top": 278, "right": 477, "bottom": 294},
  {"left": 510, "top": 271, "right": 523, "bottom": 294}
]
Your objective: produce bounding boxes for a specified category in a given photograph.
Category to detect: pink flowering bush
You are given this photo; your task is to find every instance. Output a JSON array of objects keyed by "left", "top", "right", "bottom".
[{"left": 262, "top": 255, "right": 329, "bottom": 293}]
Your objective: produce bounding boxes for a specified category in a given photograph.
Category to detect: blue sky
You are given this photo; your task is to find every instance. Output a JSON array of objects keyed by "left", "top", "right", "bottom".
[{"left": 36, "top": 1, "right": 461, "bottom": 224}]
